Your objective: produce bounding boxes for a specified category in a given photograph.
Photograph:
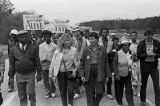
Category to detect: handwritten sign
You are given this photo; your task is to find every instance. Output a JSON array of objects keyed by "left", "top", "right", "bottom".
[
  {"left": 23, "top": 15, "right": 44, "bottom": 30},
  {"left": 44, "top": 23, "right": 68, "bottom": 33}
]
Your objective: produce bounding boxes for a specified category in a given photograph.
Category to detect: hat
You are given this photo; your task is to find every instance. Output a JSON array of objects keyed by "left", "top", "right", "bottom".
[
  {"left": 17, "top": 30, "right": 28, "bottom": 36},
  {"left": 120, "top": 36, "right": 130, "bottom": 44},
  {"left": 10, "top": 29, "right": 18, "bottom": 35},
  {"left": 110, "top": 33, "right": 116, "bottom": 36},
  {"left": 42, "top": 30, "right": 52, "bottom": 36},
  {"left": 72, "top": 27, "right": 80, "bottom": 32}
]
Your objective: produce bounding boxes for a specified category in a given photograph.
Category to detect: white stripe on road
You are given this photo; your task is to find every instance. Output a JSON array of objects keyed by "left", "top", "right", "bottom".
[{"left": 3, "top": 91, "right": 18, "bottom": 106}]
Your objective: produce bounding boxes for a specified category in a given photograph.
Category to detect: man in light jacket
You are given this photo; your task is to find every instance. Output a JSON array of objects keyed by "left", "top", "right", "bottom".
[{"left": 39, "top": 30, "right": 57, "bottom": 98}]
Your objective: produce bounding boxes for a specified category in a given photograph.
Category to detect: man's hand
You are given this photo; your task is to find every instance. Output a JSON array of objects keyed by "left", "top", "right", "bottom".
[
  {"left": 105, "top": 77, "right": 108, "bottom": 83},
  {"left": 36, "top": 72, "right": 42, "bottom": 82},
  {"left": 0, "top": 76, "right": 4, "bottom": 83},
  {"left": 115, "top": 75, "right": 120, "bottom": 80},
  {"left": 81, "top": 77, "right": 86, "bottom": 82}
]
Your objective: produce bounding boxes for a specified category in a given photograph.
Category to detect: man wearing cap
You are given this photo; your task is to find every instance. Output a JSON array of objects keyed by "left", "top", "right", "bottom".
[
  {"left": 8, "top": 29, "right": 18, "bottom": 92},
  {"left": 137, "top": 28, "right": 160, "bottom": 106},
  {"left": 9, "top": 30, "right": 42, "bottom": 106},
  {"left": 39, "top": 30, "right": 57, "bottom": 98}
]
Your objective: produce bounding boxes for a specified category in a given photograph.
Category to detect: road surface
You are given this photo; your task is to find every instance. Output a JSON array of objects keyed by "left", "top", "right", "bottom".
[{"left": 1, "top": 59, "right": 159, "bottom": 106}]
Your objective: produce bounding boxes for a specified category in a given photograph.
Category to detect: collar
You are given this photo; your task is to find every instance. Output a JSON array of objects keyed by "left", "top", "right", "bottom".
[
  {"left": 19, "top": 43, "right": 27, "bottom": 48},
  {"left": 88, "top": 44, "right": 101, "bottom": 50},
  {"left": 145, "top": 39, "right": 153, "bottom": 45},
  {"left": 43, "top": 42, "right": 55, "bottom": 46}
]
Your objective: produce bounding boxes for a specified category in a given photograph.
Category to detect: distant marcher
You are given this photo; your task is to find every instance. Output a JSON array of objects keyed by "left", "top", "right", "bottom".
[
  {"left": 113, "top": 36, "right": 134, "bottom": 106},
  {"left": 73, "top": 29, "right": 88, "bottom": 99},
  {"left": 137, "top": 28, "right": 160, "bottom": 106},
  {"left": 79, "top": 32, "right": 111, "bottom": 106},
  {"left": 99, "top": 27, "right": 114, "bottom": 99},
  {"left": 0, "top": 48, "right": 5, "bottom": 105},
  {"left": 129, "top": 31, "right": 141, "bottom": 97},
  {"left": 83, "top": 29, "right": 89, "bottom": 39},
  {"left": 39, "top": 30, "right": 57, "bottom": 98},
  {"left": 49, "top": 33, "right": 79, "bottom": 106},
  {"left": 9, "top": 30, "right": 42, "bottom": 106},
  {"left": 8, "top": 29, "right": 18, "bottom": 92}
]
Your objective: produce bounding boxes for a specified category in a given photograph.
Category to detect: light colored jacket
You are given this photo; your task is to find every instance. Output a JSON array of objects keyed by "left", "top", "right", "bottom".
[
  {"left": 49, "top": 47, "right": 79, "bottom": 77},
  {"left": 99, "top": 36, "right": 113, "bottom": 53},
  {"left": 39, "top": 42, "right": 57, "bottom": 62}
]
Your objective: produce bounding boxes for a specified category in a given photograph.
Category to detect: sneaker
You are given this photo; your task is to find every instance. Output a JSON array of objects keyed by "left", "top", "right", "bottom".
[
  {"left": 45, "top": 94, "right": 50, "bottom": 98},
  {"left": 107, "top": 94, "right": 114, "bottom": 99},
  {"left": 140, "top": 102, "right": 146, "bottom": 106},
  {"left": 137, "top": 93, "right": 140, "bottom": 97},
  {"left": 8, "top": 88, "right": 14, "bottom": 92},
  {"left": 51, "top": 93, "right": 56, "bottom": 98},
  {"left": 68, "top": 104, "right": 72, "bottom": 106},
  {"left": 117, "top": 105, "right": 123, "bottom": 106},
  {"left": 74, "top": 94, "right": 80, "bottom": 99}
]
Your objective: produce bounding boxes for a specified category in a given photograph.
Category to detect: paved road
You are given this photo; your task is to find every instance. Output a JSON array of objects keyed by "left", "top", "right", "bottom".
[{"left": 1, "top": 59, "right": 159, "bottom": 106}]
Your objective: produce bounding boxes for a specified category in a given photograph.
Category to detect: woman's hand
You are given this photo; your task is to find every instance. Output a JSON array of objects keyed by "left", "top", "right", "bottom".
[
  {"left": 52, "top": 76, "right": 57, "bottom": 81},
  {"left": 72, "top": 70, "right": 77, "bottom": 78}
]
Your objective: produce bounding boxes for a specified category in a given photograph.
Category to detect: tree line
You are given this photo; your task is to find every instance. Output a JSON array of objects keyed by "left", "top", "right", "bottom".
[{"left": 79, "top": 16, "right": 160, "bottom": 34}]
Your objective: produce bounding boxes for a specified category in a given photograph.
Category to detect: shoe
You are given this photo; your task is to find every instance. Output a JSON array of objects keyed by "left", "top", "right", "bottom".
[
  {"left": 117, "top": 105, "right": 123, "bottom": 106},
  {"left": 137, "top": 93, "right": 140, "bottom": 97},
  {"left": 51, "top": 93, "right": 56, "bottom": 98},
  {"left": 8, "top": 88, "right": 14, "bottom": 92},
  {"left": 140, "top": 102, "right": 146, "bottom": 106},
  {"left": 45, "top": 94, "right": 50, "bottom": 98},
  {"left": 74, "top": 94, "right": 80, "bottom": 99},
  {"left": 68, "top": 104, "right": 72, "bottom": 106},
  {"left": 107, "top": 94, "right": 114, "bottom": 99}
]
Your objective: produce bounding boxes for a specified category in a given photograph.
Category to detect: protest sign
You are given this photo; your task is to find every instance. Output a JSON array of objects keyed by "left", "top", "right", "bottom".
[{"left": 23, "top": 15, "right": 44, "bottom": 30}]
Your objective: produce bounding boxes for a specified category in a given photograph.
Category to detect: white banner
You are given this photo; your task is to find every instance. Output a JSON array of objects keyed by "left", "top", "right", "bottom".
[
  {"left": 23, "top": 15, "right": 44, "bottom": 30},
  {"left": 44, "top": 23, "right": 68, "bottom": 33}
]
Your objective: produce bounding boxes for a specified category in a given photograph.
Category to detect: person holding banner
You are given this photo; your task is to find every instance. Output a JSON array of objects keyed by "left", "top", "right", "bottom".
[{"left": 39, "top": 30, "right": 57, "bottom": 98}]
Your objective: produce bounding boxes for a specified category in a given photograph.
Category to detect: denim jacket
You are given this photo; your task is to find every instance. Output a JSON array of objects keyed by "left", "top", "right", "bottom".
[{"left": 79, "top": 45, "right": 111, "bottom": 82}]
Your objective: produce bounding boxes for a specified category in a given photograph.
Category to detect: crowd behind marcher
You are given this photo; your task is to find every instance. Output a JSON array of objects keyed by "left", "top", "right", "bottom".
[{"left": 0, "top": 27, "right": 159, "bottom": 106}]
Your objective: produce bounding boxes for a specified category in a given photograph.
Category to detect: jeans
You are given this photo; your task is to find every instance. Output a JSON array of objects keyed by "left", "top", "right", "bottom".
[
  {"left": 107, "top": 77, "right": 112, "bottom": 95},
  {"left": 85, "top": 64, "right": 104, "bottom": 106},
  {"left": 140, "top": 68, "right": 160, "bottom": 106},
  {"left": 8, "top": 75, "right": 14, "bottom": 90},
  {"left": 42, "top": 69, "right": 56, "bottom": 94},
  {"left": 57, "top": 72, "right": 77, "bottom": 106},
  {"left": 114, "top": 74, "right": 134, "bottom": 106},
  {"left": 16, "top": 73, "right": 36, "bottom": 106}
]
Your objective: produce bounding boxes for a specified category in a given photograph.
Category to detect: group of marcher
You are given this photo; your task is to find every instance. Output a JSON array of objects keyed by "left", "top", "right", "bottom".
[{"left": 0, "top": 27, "right": 160, "bottom": 106}]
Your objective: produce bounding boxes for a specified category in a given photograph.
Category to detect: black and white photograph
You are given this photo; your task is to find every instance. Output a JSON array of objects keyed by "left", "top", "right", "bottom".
[{"left": 0, "top": 0, "right": 160, "bottom": 106}]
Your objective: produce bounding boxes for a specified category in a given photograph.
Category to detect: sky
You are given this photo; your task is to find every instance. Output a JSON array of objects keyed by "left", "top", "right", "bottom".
[{"left": 11, "top": 0, "right": 160, "bottom": 26}]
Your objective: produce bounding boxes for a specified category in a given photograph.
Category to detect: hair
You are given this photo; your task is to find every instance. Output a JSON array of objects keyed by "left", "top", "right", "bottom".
[
  {"left": 99, "top": 27, "right": 109, "bottom": 35},
  {"left": 130, "top": 31, "right": 137, "bottom": 36},
  {"left": 57, "top": 33, "right": 74, "bottom": 52},
  {"left": 144, "top": 28, "right": 154, "bottom": 36},
  {"left": 42, "top": 30, "right": 52, "bottom": 37},
  {"left": 89, "top": 32, "right": 99, "bottom": 40},
  {"left": 112, "top": 36, "right": 119, "bottom": 42}
]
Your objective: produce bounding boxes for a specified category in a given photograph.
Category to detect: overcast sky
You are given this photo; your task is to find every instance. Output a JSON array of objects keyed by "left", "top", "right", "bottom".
[{"left": 11, "top": 0, "right": 160, "bottom": 25}]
